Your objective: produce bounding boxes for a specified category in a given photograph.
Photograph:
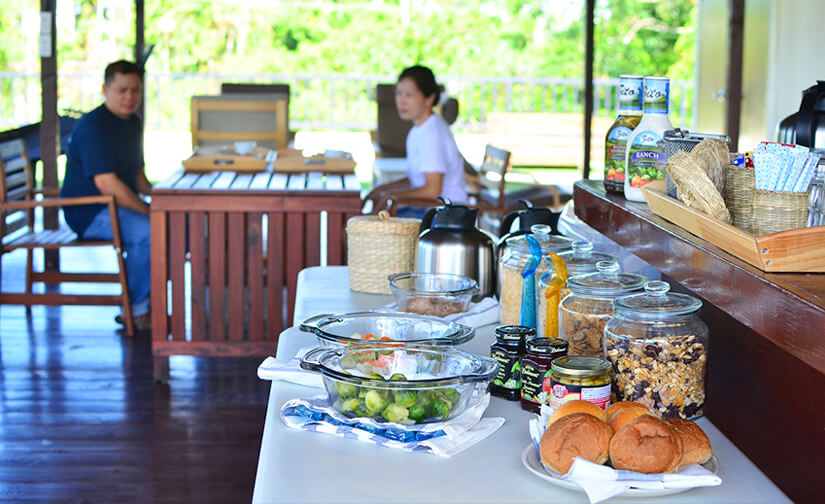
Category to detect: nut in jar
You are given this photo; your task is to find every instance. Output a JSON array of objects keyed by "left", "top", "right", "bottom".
[{"left": 604, "top": 281, "right": 708, "bottom": 420}]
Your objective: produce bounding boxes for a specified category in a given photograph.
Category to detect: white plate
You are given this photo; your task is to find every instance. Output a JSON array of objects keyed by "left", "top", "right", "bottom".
[{"left": 521, "top": 444, "right": 719, "bottom": 499}]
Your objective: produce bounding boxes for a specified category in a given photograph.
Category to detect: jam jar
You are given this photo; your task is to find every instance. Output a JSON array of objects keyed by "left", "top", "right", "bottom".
[
  {"left": 559, "top": 261, "right": 646, "bottom": 356},
  {"left": 604, "top": 281, "right": 708, "bottom": 419},
  {"left": 549, "top": 355, "right": 612, "bottom": 410},
  {"left": 499, "top": 225, "right": 573, "bottom": 326},
  {"left": 489, "top": 325, "right": 533, "bottom": 400},
  {"left": 520, "top": 336, "right": 569, "bottom": 412}
]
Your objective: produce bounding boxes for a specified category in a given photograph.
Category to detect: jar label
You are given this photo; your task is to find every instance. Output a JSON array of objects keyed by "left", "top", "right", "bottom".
[
  {"left": 491, "top": 349, "right": 521, "bottom": 390},
  {"left": 627, "top": 131, "right": 665, "bottom": 188},
  {"left": 520, "top": 363, "right": 552, "bottom": 406},
  {"left": 605, "top": 126, "right": 633, "bottom": 184},
  {"left": 549, "top": 381, "right": 611, "bottom": 410}
]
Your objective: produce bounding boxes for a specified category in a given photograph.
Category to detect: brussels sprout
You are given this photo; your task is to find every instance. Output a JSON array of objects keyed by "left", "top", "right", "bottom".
[
  {"left": 408, "top": 403, "right": 428, "bottom": 423},
  {"left": 340, "top": 397, "right": 363, "bottom": 413},
  {"left": 352, "top": 401, "right": 371, "bottom": 418},
  {"left": 334, "top": 382, "right": 359, "bottom": 399},
  {"left": 366, "top": 373, "right": 384, "bottom": 380},
  {"left": 432, "top": 397, "right": 453, "bottom": 421},
  {"left": 393, "top": 389, "right": 416, "bottom": 408},
  {"left": 389, "top": 373, "right": 407, "bottom": 381},
  {"left": 381, "top": 403, "right": 410, "bottom": 423},
  {"left": 364, "top": 389, "right": 388, "bottom": 413},
  {"left": 437, "top": 388, "right": 460, "bottom": 403},
  {"left": 416, "top": 390, "right": 437, "bottom": 406}
]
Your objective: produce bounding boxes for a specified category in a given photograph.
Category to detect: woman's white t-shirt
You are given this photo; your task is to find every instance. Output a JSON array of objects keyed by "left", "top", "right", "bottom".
[{"left": 405, "top": 114, "right": 468, "bottom": 204}]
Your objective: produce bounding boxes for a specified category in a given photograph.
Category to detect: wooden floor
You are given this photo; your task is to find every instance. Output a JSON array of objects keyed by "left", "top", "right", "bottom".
[{"left": 0, "top": 248, "right": 271, "bottom": 503}]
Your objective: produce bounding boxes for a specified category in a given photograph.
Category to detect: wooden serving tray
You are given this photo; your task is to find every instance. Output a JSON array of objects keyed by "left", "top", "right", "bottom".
[
  {"left": 273, "top": 152, "right": 356, "bottom": 174},
  {"left": 641, "top": 180, "right": 825, "bottom": 272},
  {"left": 183, "top": 147, "right": 272, "bottom": 173}
]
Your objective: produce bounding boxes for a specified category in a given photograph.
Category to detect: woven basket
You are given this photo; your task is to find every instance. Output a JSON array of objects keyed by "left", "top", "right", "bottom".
[
  {"left": 751, "top": 190, "right": 810, "bottom": 237},
  {"left": 725, "top": 162, "right": 755, "bottom": 232},
  {"left": 347, "top": 210, "right": 421, "bottom": 294}
]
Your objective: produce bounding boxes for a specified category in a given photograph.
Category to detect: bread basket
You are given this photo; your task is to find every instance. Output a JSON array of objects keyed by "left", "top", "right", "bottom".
[{"left": 346, "top": 210, "right": 420, "bottom": 294}]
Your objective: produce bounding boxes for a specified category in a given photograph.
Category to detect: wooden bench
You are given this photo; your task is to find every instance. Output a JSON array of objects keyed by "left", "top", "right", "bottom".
[{"left": 485, "top": 112, "right": 614, "bottom": 169}]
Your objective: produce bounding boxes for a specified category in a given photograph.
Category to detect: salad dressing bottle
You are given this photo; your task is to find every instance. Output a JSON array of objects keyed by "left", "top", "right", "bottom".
[
  {"left": 623, "top": 76, "right": 673, "bottom": 202},
  {"left": 603, "top": 75, "right": 643, "bottom": 194}
]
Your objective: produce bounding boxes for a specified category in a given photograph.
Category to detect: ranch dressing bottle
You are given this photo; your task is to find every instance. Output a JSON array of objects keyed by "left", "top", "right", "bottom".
[
  {"left": 624, "top": 77, "right": 673, "bottom": 202},
  {"left": 603, "top": 75, "right": 643, "bottom": 194}
]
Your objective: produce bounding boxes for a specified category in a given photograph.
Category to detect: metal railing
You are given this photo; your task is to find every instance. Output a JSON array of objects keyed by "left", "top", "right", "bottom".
[{"left": 1, "top": 72, "right": 694, "bottom": 132}]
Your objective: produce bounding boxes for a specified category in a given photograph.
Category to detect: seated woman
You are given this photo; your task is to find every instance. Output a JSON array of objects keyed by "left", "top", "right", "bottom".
[{"left": 364, "top": 65, "right": 467, "bottom": 218}]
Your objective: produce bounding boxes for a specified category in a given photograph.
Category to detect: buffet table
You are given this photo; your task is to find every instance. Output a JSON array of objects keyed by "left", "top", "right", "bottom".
[
  {"left": 251, "top": 266, "right": 789, "bottom": 503},
  {"left": 573, "top": 180, "right": 825, "bottom": 502}
]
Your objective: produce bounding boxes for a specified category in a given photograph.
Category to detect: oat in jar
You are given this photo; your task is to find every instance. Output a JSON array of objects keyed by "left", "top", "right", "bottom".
[{"left": 549, "top": 355, "right": 612, "bottom": 410}]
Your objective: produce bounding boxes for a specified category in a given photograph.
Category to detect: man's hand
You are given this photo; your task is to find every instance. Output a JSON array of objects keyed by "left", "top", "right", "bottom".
[
  {"left": 136, "top": 169, "right": 153, "bottom": 196},
  {"left": 94, "top": 173, "right": 150, "bottom": 214}
]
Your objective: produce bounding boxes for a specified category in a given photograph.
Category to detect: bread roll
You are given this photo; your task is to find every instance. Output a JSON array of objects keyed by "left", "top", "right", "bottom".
[
  {"left": 540, "top": 413, "right": 613, "bottom": 474},
  {"left": 547, "top": 400, "right": 607, "bottom": 428},
  {"left": 666, "top": 418, "right": 712, "bottom": 466},
  {"left": 605, "top": 401, "right": 649, "bottom": 421},
  {"left": 608, "top": 406, "right": 655, "bottom": 433},
  {"left": 609, "top": 415, "right": 683, "bottom": 473}
]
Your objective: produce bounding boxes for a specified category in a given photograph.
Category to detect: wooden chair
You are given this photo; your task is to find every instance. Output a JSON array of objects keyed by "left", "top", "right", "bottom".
[
  {"left": 220, "top": 83, "right": 294, "bottom": 145},
  {"left": 0, "top": 138, "right": 134, "bottom": 336},
  {"left": 190, "top": 93, "right": 289, "bottom": 151}
]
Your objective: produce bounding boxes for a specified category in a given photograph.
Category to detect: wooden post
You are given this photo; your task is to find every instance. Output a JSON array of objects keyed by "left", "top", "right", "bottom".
[
  {"left": 40, "top": 0, "right": 59, "bottom": 271},
  {"left": 135, "top": 0, "right": 145, "bottom": 120},
  {"left": 582, "top": 0, "right": 595, "bottom": 180},
  {"left": 726, "top": 0, "right": 745, "bottom": 152}
]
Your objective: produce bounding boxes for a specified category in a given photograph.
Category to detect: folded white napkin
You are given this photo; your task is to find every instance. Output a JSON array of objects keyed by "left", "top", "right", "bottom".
[
  {"left": 379, "top": 296, "right": 500, "bottom": 328},
  {"left": 257, "top": 347, "right": 324, "bottom": 388},
  {"left": 528, "top": 405, "right": 722, "bottom": 503},
  {"left": 280, "top": 391, "right": 504, "bottom": 457}
]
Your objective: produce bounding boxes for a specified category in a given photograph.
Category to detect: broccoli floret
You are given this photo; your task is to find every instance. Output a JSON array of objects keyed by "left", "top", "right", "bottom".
[
  {"left": 334, "top": 382, "right": 359, "bottom": 399},
  {"left": 393, "top": 389, "right": 416, "bottom": 408},
  {"left": 381, "top": 403, "right": 410, "bottom": 423},
  {"left": 340, "top": 397, "right": 363, "bottom": 413},
  {"left": 364, "top": 389, "right": 388, "bottom": 413},
  {"left": 408, "top": 403, "right": 428, "bottom": 423},
  {"left": 432, "top": 397, "right": 453, "bottom": 421}
]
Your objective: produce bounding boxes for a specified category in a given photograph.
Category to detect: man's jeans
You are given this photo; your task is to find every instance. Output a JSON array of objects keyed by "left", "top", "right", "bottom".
[{"left": 82, "top": 207, "right": 151, "bottom": 316}]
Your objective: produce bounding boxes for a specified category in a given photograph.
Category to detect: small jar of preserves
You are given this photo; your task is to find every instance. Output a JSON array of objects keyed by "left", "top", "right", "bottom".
[
  {"left": 489, "top": 325, "right": 534, "bottom": 400},
  {"left": 604, "top": 281, "right": 708, "bottom": 419},
  {"left": 549, "top": 355, "right": 612, "bottom": 411},
  {"left": 520, "top": 336, "right": 569, "bottom": 413}
]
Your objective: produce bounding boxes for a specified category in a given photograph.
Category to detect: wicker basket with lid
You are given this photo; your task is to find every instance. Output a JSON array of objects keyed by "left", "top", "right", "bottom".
[{"left": 347, "top": 210, "right": 421, "bottom": 294}]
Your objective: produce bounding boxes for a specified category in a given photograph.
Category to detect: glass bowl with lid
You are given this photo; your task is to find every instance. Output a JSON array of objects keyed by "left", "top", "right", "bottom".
[
  {"left": 299, "top": 311, "right": 475, "bottom": 347},
  {"left": 558, "top": 260, "right": 647, "bottom": 356},
  {"left": 300, "top": 344, "right": 498, "bottom": 424},
  {"left": 604, "top": 280, "right": 708, "bottom": 419},
  {"left": 388, "top": 272, "right": 479, "bottom": 317}
]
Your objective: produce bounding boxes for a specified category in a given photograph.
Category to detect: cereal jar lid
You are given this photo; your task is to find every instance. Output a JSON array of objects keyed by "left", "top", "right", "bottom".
[
  {"left": 612, "top": 280, "right": 702, "bottom": 318},
  {"left": 567, "top": 261, "right": 647, "bottom": 297},
  {"left": 557, "top": 241, "right": 619, "bottom": 277},
  {"left": 508, "top": 225, "right": 575, "bottom": 254},
  {"left": 551, "top": 355, "right": 612, "bottom": 376}
]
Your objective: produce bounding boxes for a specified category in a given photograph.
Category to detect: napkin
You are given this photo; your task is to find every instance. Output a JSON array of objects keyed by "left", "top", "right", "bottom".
[
  {"left": 280, "top": 391, "right": 504, "bottom": 457},
  {"left": 257, "top": 347, "right": 324, "bottom": 388},
  {"left": 528, "top": 406, "right": 721, "bottom": 503},
  {"left": 379, "top": 296, "right": 501, "bottom": 328}
]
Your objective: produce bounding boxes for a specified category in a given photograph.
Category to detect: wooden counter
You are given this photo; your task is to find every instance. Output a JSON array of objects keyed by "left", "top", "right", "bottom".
[{"left": 574, "top": 179, "right": 824, "bottom": 503}]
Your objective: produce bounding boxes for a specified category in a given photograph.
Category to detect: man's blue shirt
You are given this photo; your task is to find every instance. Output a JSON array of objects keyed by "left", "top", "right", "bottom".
[{"left": 61, "top": 104, "right": 143, "bottom": 235}]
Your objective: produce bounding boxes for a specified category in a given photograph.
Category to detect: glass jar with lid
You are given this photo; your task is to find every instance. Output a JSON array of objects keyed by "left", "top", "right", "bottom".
[
  {"left": 604, "top": 280, "right": 708, "bottom": 420},
  {"left": 557, "top": 240, "right": 619, "bottom": 279},
  {"left": 558, "top": 261, "right": 646, "bottom": 356},
  {"left": 499, "top": 225, "right": 574, "bottom": 326},
  {"left": 549, "top": 355, "right": 613, "bottom": 410},
  {"left": 489, "top": 325, "right": 533, "bottom": 401}
]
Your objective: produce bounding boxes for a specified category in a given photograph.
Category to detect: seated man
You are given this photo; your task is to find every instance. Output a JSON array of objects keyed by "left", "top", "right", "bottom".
[{"left": 61, "top": 60, "right": 152, "bottom": 330}]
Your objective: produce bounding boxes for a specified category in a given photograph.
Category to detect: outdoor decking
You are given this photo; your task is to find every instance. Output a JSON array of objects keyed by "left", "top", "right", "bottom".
[{"left": 0, "top": 247, "right": 269, "bottom": 503}]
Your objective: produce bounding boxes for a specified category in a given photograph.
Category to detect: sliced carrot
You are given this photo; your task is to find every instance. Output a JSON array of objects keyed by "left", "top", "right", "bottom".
[{"left": 378, "top": 336, "right": 392, "bottom": 341}]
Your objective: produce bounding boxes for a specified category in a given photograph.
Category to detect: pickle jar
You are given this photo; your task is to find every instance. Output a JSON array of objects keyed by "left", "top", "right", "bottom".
[
  {"left": 499, "top": 225, "right": 574, "bottom": 326},
  {"left": 559, "top": 261, "right": 646, "bottom": 356},
  {"left": 489, "top": 325, "right": 534, "bottom": 400},
  {"left": 549, "top": 355, "right": 612, "bottom": 410},
  {"left": 604, "top": 281, "right": 708, "bottom": 420},
  {"left": 557, "top": 240, "right": 619, "bottom": 279}
]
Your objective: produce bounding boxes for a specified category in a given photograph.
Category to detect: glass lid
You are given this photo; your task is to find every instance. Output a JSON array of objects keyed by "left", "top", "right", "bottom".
[
  {"left": 508, "top": 225, "right": 574, "bottom": 254},
  {"left": 299, "top": 311, "right": 472, "bottom": 345},
  {"left": 567, "top": 261, "right": 647, "bottom": 296},
  {"left": 612, "top": 280, "right": 702, "bottom": 318},
  {"left": 557, "top": 241, "right": 619, "bottom": 277}
]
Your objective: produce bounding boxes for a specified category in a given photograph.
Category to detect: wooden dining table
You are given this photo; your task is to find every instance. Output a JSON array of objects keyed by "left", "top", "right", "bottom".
[{"left": 149, "top": 169, "right": 362, "bottom": 380}]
